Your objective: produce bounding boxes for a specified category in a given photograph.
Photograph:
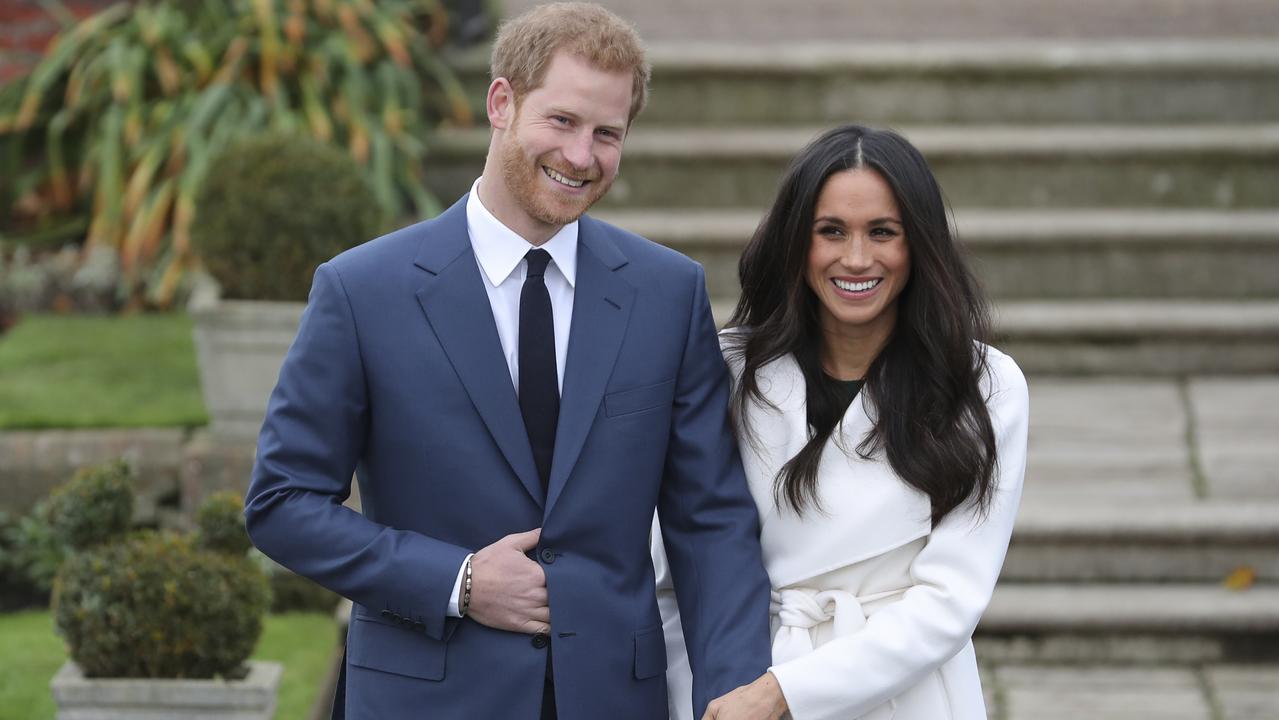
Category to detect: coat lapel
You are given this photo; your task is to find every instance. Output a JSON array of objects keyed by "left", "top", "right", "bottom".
[
  {"left": 413, "top": 196, "right": 544, "bottom": 507},
  {"left": 545, "top": 216, "right": 635, "bottom": 516}
]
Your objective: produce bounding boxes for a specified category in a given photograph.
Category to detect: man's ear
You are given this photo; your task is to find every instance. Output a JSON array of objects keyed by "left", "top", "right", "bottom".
[{"left": 487, "top": 78, "right": 516, "bottom": 130}]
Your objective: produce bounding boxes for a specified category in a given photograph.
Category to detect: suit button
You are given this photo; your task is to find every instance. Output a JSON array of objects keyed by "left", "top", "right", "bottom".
[
  {"left": 531, "top": 633, "right": 549, "bottom": 649},
  {"left": 539, "top": 548, "right": 556, "bottom": 564}
]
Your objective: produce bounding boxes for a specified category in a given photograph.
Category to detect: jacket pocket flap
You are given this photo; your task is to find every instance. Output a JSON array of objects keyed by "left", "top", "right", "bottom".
[
  {"left": 633, "top": 625, "right": 667, "bottom": 680},
  {"left": 348, "top": 615, "right": 446, "bottom": 681},
  {"left": 606, "top": 379, "right": 676, "bottom": 418}
]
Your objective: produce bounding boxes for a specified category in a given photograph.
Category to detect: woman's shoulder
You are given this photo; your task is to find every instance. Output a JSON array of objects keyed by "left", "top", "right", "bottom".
[{"left": 978, "top": 343, "right": 1029, "bottom": 410}]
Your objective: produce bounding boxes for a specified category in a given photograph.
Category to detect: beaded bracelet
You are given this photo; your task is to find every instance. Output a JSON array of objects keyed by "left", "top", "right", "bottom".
[{"left": 460, "top": 557, "right": 473, "bottom": 616}]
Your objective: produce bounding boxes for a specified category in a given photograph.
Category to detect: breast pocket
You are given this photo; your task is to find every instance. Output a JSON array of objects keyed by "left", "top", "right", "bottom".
[{"left": 604, "top": 379, "right": 676, "bottom": 418}]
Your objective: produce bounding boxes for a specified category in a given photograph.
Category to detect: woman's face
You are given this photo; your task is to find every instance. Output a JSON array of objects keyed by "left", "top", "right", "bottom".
[{"left": 804, "top": 168, "right": 911, "bottom": 340}]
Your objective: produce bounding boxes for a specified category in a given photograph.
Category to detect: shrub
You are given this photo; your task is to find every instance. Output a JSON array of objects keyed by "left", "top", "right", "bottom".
[
  {"left": 50, "top": 462, "right": 270, "bottom": 679},
  {"left": 54, "top": 531, "right": 270, "bottom": 678},
  {"left": 48, "top": 459, "right": 133, "bottom": 551},
  {"left": 1, "top": 0, "right": 472, "bottom": 307},
  {"left": 195, "top": 490, "right": 253, "bottom": 556},
  {"left": 192, "top": 132, "right": 382, "bottom": 301},
  {"left": 0, "top": 501, "right": 67, "bottom": 610}
]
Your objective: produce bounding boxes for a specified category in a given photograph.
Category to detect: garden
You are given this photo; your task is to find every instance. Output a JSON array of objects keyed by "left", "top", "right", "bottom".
[{"left": 0, "top": 0, "right": 484, "bottom": 716}]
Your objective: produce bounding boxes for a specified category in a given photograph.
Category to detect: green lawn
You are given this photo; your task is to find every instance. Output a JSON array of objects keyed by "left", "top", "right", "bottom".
[
  {"left": 0, "top": 313, "right": 207, "bottom": 429},
  {"left": 0, "top": 610, "right": 337, "bottom": 720}
]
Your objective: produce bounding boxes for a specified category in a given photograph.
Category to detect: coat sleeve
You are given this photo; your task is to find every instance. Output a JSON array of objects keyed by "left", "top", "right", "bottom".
[
  {"left": 768, "top": 352, "right": 1030, "bottom": 720},
  {"left": 655, "top": 265, "right": 773, "bottom": 717},
  {"left": 243, "top": 262, "right": 469, "bottom": 641}
]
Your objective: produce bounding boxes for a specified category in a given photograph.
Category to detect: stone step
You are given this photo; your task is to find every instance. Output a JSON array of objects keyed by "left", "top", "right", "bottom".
[
  {"left": 976, "top": 583, "right": 1279, "bottom": 663},
  {"left": 450, "top": 41, "right": 1279, "bottom": 125},
  {"left": 427, "top": 124, "right": 1279, "bottom": 209},
  {"left": 1004, "top": 502, "right": 1279, "bottom": 582},
  {"left": 709, "top": 300, "right": 1279, "bottom": 375},
  {"left": 591, "top": 208, "right": 1279, "bottom": 300}
]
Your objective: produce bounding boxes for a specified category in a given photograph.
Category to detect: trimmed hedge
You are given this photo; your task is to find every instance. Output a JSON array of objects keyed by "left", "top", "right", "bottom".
[
  {"left": 192, "top": 132, "right": 383, "bottom": 302},
  {"left": 49, "top": 461, "right": 270, "bottom": 678}
]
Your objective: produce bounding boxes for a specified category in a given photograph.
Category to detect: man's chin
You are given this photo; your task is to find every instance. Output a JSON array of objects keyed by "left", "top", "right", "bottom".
[{"left": 529, "top": 193, "right": 602, "bottom": 226}]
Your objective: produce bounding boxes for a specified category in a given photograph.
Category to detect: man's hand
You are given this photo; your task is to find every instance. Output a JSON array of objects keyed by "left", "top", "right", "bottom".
[
  {"left": 703, "top": 672, "right": 789, "bottom": 720},
  {"left": 466, "top": 528, "right": 550, "bottom": 635}
]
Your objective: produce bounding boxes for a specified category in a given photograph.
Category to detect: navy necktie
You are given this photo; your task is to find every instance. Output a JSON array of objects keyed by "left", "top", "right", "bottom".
[{"left": 520, "top": 249, "right": 558, "bottom": 496}]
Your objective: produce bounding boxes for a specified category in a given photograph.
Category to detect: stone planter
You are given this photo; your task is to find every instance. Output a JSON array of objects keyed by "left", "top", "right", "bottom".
[
  {"left": 50, "top": 660, "right": 283, "bottom": 719},
  {"left": 191, "top": 299, "right": 305, "bottom": 441}
]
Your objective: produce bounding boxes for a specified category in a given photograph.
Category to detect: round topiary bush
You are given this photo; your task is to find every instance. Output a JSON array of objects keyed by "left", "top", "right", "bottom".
[
  {"left": 48, "top": 459, "right": 133, "bottom": 551},
  {"left": 53, "top": 531, "right": 270, "bottom": 678},
  {"left": 192, "top": 132, "right": 383, "bottom": 302},
  {"left": 195, "top": 490, "right": 253, "bottom": 557},
  {"left": 50, "top": 463, "right": 270, "bottom": 679}
]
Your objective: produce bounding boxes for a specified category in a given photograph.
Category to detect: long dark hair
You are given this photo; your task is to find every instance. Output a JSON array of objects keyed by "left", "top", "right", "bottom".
[{"left": 727, "top": 124, "right": 997, "bottom": 525}]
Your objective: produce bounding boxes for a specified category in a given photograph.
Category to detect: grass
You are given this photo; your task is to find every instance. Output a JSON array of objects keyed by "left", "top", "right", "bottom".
[
  {"left": 0, "top": 313, "right": 207, "bottom": 429},
  {"left": 0, "top": 610, "right": 337, "bottom": 720}
]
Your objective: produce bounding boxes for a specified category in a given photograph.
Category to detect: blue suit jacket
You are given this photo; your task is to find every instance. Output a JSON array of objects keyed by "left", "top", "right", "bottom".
[{"left": 244, "top": 196, "right": 772, "bottom": 719}]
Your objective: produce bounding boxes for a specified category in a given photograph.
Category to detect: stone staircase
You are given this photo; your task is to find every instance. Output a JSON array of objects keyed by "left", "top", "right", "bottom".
[
  {"left": 434, "top": 40, "right": 1279, "bottom": 376},
  {"left": 430, "top": 37, "right": 1279, "bottom": 673}
]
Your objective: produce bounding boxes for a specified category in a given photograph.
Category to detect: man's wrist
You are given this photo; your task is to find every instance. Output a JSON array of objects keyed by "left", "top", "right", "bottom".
[
  {"left": 460, "top": 555, "right": 473, "bottom": 616},
  {"left": 446, "top": 553, "right": 474, "bottom": 617}
]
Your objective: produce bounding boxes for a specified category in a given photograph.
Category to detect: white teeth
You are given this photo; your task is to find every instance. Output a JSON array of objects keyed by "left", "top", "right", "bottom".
[
  {"left": 543, "top": 167, "right": 585, "bottom": 188},
  {"left": 833, "top": 278, "right": 881, "bottom": 293}
]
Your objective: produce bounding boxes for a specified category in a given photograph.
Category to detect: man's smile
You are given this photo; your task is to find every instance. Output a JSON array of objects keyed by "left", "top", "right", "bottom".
[{"left": 542, "top": 165, "right": 588, "bottom": 188}]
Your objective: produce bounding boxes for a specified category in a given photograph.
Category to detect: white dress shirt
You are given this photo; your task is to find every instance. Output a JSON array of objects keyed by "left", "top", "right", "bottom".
[{"left": 447, "top": 178, "right": 579, "bottom": 616}]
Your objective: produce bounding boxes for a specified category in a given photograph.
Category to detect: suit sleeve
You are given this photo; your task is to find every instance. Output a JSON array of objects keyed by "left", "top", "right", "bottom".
[
  {"left": 767, "top": 353, "right": 1030, "bottom": 720},
  {"left": 244, "top": 262, "right": 469, "bottom": 640},
  {"left": 656, "top": 265, "right": 773, "bottom": 717}
]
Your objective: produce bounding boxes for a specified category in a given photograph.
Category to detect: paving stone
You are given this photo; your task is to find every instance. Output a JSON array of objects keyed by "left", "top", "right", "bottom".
[
  {"left": 1207, "top": 665, "right": 1279, "bottom": 720},
  {"left": 1022, "top": 380, "right": 1194, "bottom": 505},
  {"left": 1000, "top": 666, "right": 1212, "bottom": 720},
  {"left": 1189, "top": 379, "right": 1279, "bottom": 500}
]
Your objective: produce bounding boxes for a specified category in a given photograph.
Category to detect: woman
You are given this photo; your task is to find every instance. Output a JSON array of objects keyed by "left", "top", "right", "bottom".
[{"left": 652, "top": 124, "right": 1029, "bottom": 720}]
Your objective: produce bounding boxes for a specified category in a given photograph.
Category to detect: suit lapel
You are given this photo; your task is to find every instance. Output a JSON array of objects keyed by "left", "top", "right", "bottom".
[
  {"left": 545, "top": 216, "right": 635, "bottom": 516},
  {"left": 413, "top": 197, "right": 543, "bottom": 507}
]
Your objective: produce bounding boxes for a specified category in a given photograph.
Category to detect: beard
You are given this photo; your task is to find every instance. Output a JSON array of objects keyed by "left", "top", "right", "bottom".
[{"left": 499, "top": 126, "right": 613, "bottom": 227}]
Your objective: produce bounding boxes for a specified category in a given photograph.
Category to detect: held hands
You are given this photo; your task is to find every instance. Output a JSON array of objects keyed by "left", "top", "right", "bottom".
[
  {"left": 466, "top": 528, "right": 551, "bottom": 635},
  {"left": 703, "top": 672, "right": 789, "bottom": 720}
]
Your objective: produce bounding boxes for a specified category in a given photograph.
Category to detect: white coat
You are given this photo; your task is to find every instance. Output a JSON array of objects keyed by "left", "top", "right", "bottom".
[{"left": 653, "top": 342, "right": 1028, "bottom": 720}]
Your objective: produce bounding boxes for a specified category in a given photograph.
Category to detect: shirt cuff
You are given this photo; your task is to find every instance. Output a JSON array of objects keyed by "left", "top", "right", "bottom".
[{"left": 446, "top": 553, "right": 474, "bottom": 617}]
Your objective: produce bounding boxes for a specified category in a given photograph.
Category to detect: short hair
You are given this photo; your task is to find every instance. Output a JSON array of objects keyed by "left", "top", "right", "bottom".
[{"left": 491, "top": 2, "right": 650, "bottom": 125}]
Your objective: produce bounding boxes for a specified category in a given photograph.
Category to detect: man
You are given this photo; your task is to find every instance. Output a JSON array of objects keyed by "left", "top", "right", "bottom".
[{"left": 243, "top": 4, "right": 771, "bottom": 719}]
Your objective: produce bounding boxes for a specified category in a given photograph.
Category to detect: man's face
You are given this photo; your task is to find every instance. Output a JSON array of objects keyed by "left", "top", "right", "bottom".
[{"left": 497, "top": 51, "right": 632, "bottom": 229}]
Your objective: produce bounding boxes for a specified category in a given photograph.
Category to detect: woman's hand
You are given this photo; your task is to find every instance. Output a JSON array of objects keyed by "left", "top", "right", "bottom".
[{"left": 703, "top": 671, "right": 789, "bottom": 720}]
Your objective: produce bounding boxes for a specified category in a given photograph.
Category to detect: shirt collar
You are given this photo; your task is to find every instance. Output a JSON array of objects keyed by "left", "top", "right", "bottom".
[{"left": 466, "top": 178, "right": 578, "bottom": 288}]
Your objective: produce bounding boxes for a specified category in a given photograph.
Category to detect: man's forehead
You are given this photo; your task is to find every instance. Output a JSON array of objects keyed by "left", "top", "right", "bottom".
[{"left": 524, "top": 54, "right": 631, "bottom": 124}]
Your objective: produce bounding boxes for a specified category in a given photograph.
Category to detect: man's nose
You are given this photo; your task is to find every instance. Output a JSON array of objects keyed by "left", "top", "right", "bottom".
[{"left": 561, "top": 131, "right": 593, "bottom": 171}]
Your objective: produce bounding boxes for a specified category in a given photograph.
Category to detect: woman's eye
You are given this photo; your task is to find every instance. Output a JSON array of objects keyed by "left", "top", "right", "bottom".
[
  {"left": 817, "top": 226, "right": 844, "bottom": 237},
  {"left": 870, "top": 227, "right": 898, "bottom": 238}
]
